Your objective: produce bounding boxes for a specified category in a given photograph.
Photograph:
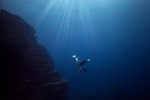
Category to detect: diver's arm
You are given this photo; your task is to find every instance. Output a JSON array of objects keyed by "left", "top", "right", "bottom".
[
  {"left": 87, "top": 59, "right": 91, "bottom": 61},
  {"left": 79, "top": 59, "right": 90, "bottom": 66}
]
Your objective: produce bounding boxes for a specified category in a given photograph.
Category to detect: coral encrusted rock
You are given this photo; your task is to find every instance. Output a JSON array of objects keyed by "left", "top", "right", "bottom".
[{"left": 0, "top": 9, "right": 67, "bottom": 100}]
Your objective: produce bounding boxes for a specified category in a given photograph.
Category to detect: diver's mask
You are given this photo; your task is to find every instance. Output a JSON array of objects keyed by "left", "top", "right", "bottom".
[{"left": 72, "top": 55, "right": 77, "bottom": 61}]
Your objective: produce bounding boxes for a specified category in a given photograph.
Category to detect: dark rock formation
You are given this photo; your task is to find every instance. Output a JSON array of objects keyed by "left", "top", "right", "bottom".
[{"left": 0, "top": 9, "right": 67, "bottom": 100}]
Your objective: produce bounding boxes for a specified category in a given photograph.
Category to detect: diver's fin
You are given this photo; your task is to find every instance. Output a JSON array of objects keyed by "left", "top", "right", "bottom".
[
  {"left": 83, "top": 68, "right": 87, "bottom": 72},
  {"left": 78, "top": 69, "right": 82, "bottom": 72}
]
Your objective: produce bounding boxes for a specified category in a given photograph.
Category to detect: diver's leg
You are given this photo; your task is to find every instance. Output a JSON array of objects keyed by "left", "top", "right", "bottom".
[{"left": 77, "top": 67, "right": 82, "bottom": 72}]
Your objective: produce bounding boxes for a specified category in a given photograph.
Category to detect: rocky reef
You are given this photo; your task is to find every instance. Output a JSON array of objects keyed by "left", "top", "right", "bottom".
[{"left": 0, "top": 9, "right": 67, "bottom": 100}]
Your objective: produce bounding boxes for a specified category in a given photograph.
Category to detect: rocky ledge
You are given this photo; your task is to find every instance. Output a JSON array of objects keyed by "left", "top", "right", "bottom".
[{"left": 0, "top": 9, "right": 67, "bottom": 100}]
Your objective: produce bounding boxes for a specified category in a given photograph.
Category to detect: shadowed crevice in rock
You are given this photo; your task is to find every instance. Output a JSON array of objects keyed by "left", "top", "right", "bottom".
[{"left": 0, "top": 9, "right": 68, "bottom": 100}]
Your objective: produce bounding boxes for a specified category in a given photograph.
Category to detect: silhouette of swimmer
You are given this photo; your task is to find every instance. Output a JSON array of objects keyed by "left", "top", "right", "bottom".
[{"left": 72, "top": 55, "right": 90, "bottom": 72}]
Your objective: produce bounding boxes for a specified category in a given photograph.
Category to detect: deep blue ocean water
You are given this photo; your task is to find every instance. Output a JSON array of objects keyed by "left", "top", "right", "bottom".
[{"left": 1, "top": 0, "right": 150, "bottom": 100}]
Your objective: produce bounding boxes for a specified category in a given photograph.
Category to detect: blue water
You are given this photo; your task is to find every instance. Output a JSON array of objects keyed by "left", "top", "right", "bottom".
[{"left": 1, "top": 0, "right": 150, "bottom": 100}]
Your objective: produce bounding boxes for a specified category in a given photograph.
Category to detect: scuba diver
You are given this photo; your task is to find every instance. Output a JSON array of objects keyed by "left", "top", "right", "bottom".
[{"left": 72, "top": 55, "right": 91, "bottom": 72}]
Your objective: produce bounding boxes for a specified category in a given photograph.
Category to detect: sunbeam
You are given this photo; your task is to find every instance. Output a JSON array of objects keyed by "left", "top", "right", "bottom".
[
  {"left": 37, "top": 0, "right": 58, "bottom": 26},
  {"left": 35, "top": 0, "right": 117, "bottom": 55},
  {"left": 37, "top": 0, "right": 97, "bottom": 53}
]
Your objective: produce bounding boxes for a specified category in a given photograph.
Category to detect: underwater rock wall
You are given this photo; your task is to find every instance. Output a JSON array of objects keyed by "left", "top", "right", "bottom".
[{"left": 0, "top": 9, "right": 67, "bottom": 100}]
